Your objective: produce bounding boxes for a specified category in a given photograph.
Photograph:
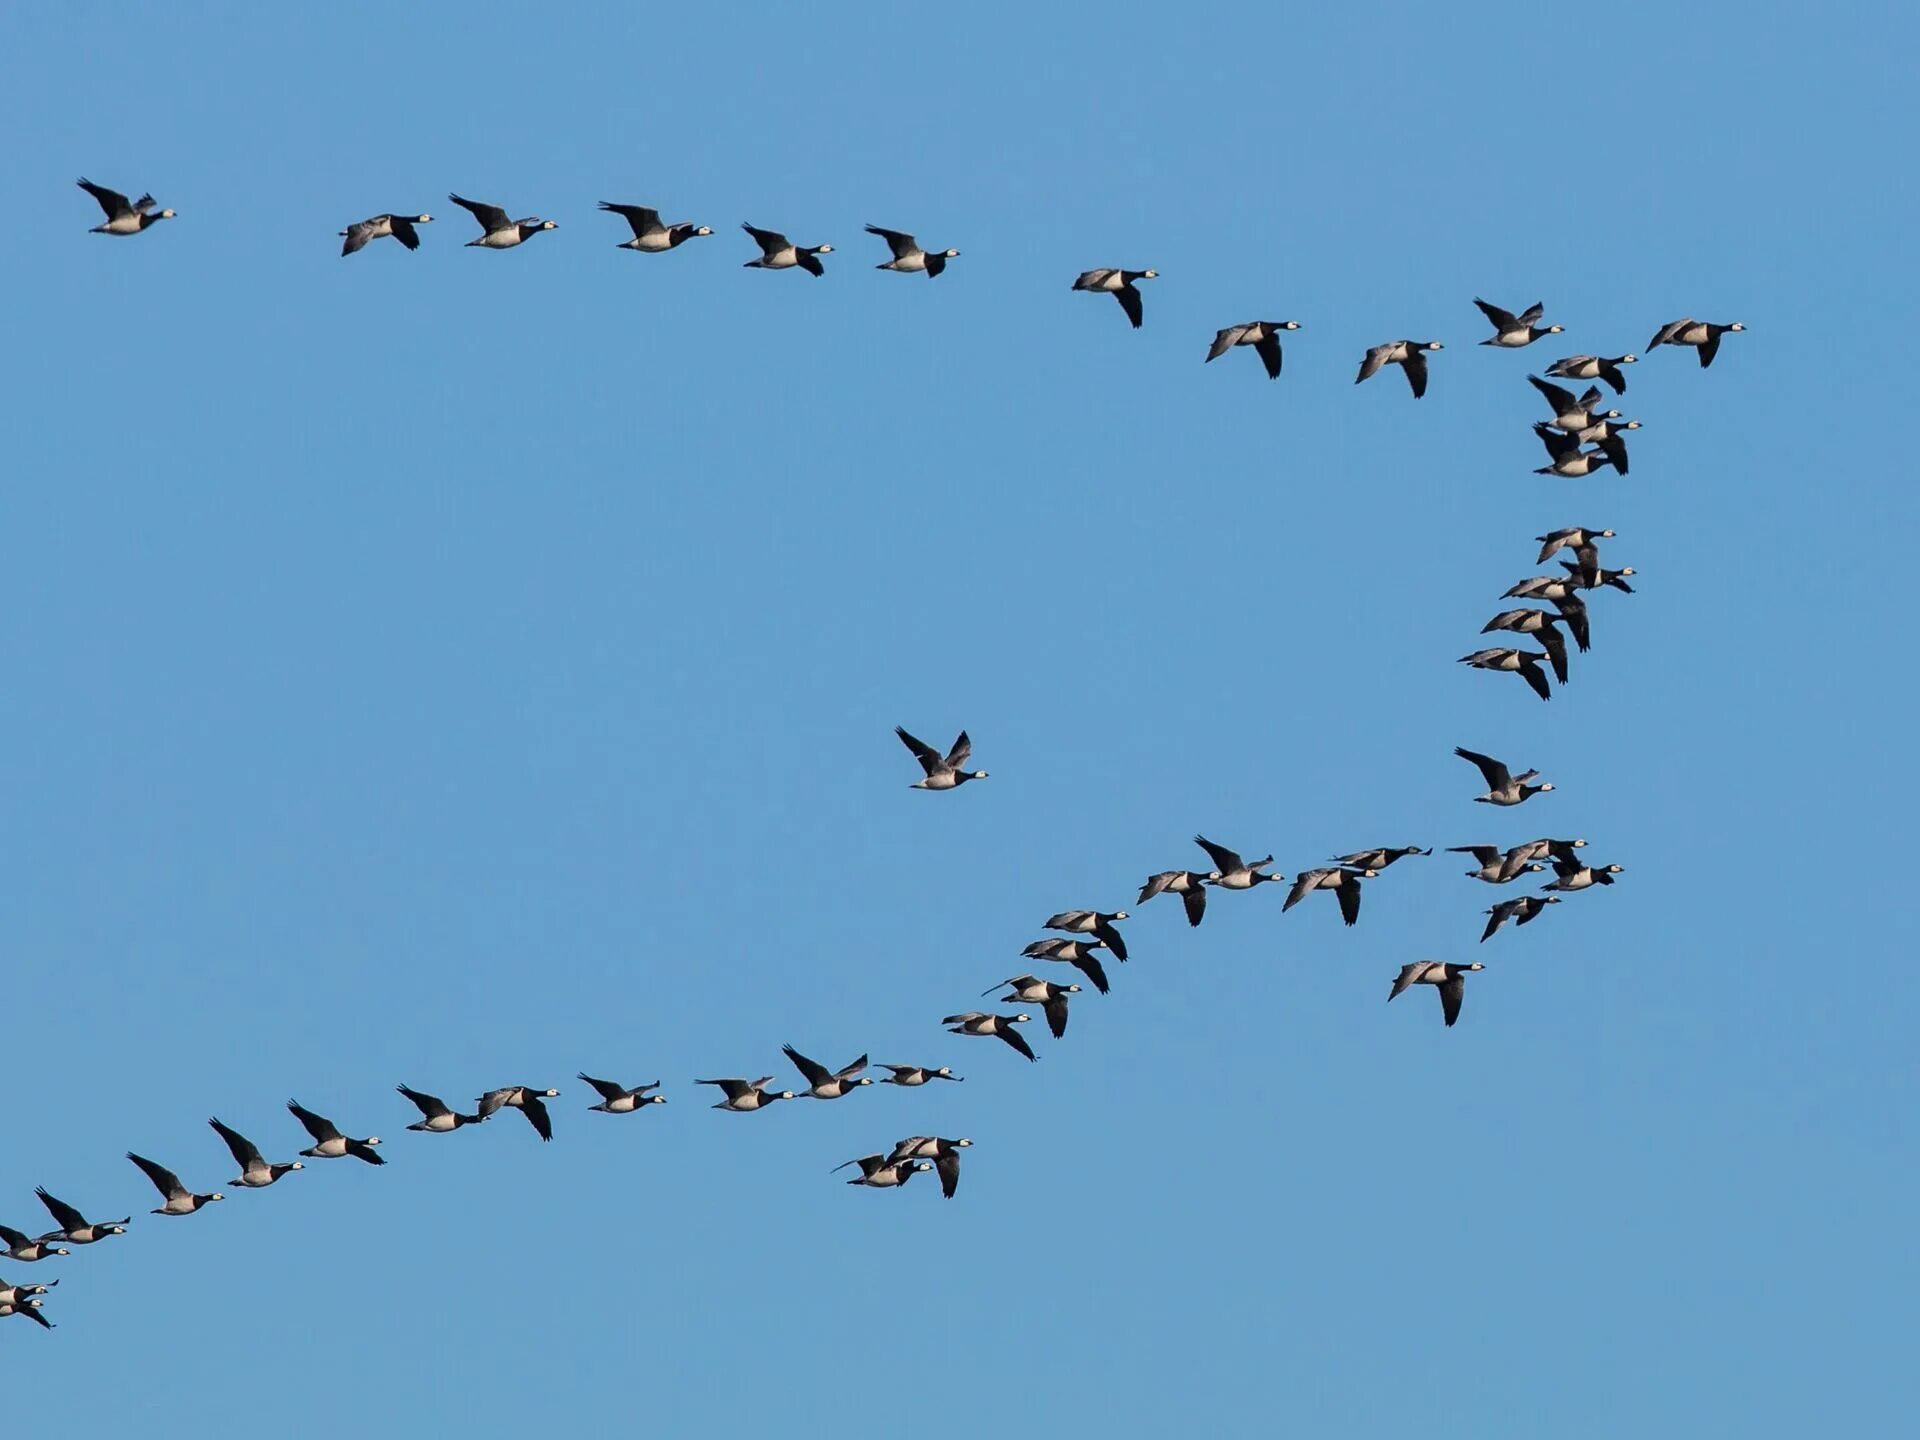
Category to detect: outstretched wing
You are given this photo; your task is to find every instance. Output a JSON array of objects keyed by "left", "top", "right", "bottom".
[
  {"left": 1253, "top": 331, "right": 1284, "bottom": 380},
  {"left": 782, "top": 1044, "right": 833, "bottom": 1088},
  {"left": 865, "top": 224, "right": 916, "bottom": 257},
  {"left": 34, "top": 1189, "right": 86, "bottom": 1232},
  {"left": 997, "top": 1026, "right": 1038, "bottom": 1062},
  {"left": 1181, "top": 886, "right": 1207, "bottom": 928},
  {"left": 389, "top": 216, "right": 423, "bottom": 250},
  {"left": 936, "top": 1150, "right": 962, "bottom": 1199},
  {"left": 577, "top": 1073, "right": 627, "bottom": 1102},
  {"left": 1114, "top": 286, "right": 1144, "bottom": 329},
  {"left": 1071, "top": 951, "right": 1110, "bottom": 995},
  {"left": 895, "top": 726, "right": 943, "bottom": 775},
  {"left": 209, "top": 1118, "right": 263, "bottom": 1170},
  {"left": 519, "top": 1097, "right": 553, "bottom": 1141},
  {"left": 1192, "top": 835, "right": 1243, "bottom": 873},
  {"left": 448, "top": 193, "right": 509, "bottom": 231},
  {"left": 601, "top": 202, "right": 662, "bottom": 237},
  {"left": 287, "top": 1100, "right": 339, "bottom": 1144},
  {"left": 1439, "top": 974, "right": 1466, "bottom": 1027},
  {"left": 1454, "top": 746, "right": 1511, "bottom": 790},
  {"left": 1402, "top": 351, "right": 1430, "bottom": 398},
  {"left": 126, "top": 1152, "right": 182, "bottom": 1199},
  {"left": 1474, "top": 297, "right": 1518, "bottom": 330},
  {"left": 944, "top": 732, "right": 973, "bottom": 768},
  {"left": 77, "top": 177, "right": 130, "bottom": 219},
  {"left": 1528, "top": 373, "right": 1577, "bottom": 412},
  {"left": 1092, "top": 917, "right": 1128, "bottom": 962},
  {"left": 1336, "top": 875, "right": 1363, "bottom": 927}
]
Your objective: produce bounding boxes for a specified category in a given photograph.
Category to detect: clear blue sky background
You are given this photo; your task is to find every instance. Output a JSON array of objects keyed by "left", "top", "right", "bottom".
[{"left": 4, "top": 3, "right": 1912, "bottom": 1434}]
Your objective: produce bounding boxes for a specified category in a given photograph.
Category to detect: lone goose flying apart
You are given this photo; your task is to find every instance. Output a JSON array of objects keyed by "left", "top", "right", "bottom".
[
  {"left": 579, "top": 1074, "right": 666, "bottom": 1113},
  {"left": 742, "top": 223, "right": 832, "bottom": 275},
  {"left": 1474, "top": 298, "right": 1562, "bottom": 347},
  {"left": 1355, "top": 339, "right": 1444, "bottom": 397},
  {"left": 985, "top": 975, "right": 1080, "bottom": 1038},
  {"left": 888, "top": 1136, "right": 972, "bottom": 1198},
  {"left": 697, "top": 1076, "right": 794, "bottom": 1112},
  {"left": 1546, "top": 353, "right": 1637, "bottom": 394},
  {"left": 1454, "top": 746, "right": 1552, "bottom": 806},
  {"left": 876, "top": 1064, "right": 962, "bottom": 1086},
  {"left": 1138, "top": 870, "right": 1212, "bottom": 927},
  {"left": 833, "top": 1154, "right": 930, "bottom": 1189},
  {"left": 1072, "top": 268, "right": 1157, "bottom": 328},
  {"left": 1194, "top": 835, "right": 1282, "bottom": 891},
  {"left": 77, "top": 178, "right": 174, "bottom": 235},
  {"left": 1206, "top": 320, "right": 1299, "bottom": 378},
  {"left": 782, "top": 1045, "right": 873, "bottom": 1100},
  {"left": 449, "top": 194, "right": 556, "bottom": 248},
  {"left": 1534, "top": 422, "right": 1614, "bottom": 478},
  {"left": 866, "top": 224, "right": 959, "bottom": 276},
  {"left": 1389, "top": 961, "right": 1484, "bottom": 1027},
  {"left": 1045, "top": 910, "right": 1129, "bottom": 960},
  {"left": 208, "top": 1118, "right": 304, "bottom": 1188},
  {"left": 1482, "top": 894, "right": 1560, "bottom": 942},
  {"left": 339, "top": 212, "right": 431, "bottom": 256},
  {"left": 942, "top": 1012, "right": 1038, "bottom": 1062},
  {"left": 1021, "top": 937, "right": 1111, "bottom": 995},
  {"left": 33, "top": 1188, "right": 128, "bottom": 1245},
  {"left": 895, "top": 726, "right": 987, "bottom": 789},
  {"left": 126, "top": 1153, "right": 222, "bottom": 1216},
  {"left": 1283, "top": 867, "right": 1376, "bottom": 926},
  {"left": 1329, "top": 846, "right": 1431, "bottom": 871},
  {"left": 0, "top": 1224, "right": 69, "bottom": 1262},
  {"left": 287, "top": 1100, "right": 384, "bottom": 1164},
  {"left": 599, "top": 202, "right": 712, "bottom": 252},
  {"left": 1460, "top": 647, "right": 1553, "bottom": 701},
  {"left": 1648, "top": 318, "right": 1744, "bottom": 367},
  {"left": 476, "top": 1086, "right": 560, "bottom": 1141},
  {"left": 397, "top": 1086, "right": 485, "bottom": 1133}
]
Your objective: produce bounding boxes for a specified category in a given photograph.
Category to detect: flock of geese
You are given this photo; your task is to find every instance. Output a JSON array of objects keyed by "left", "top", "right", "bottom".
[{"left": 5, "top": 176, "right": 1746, "bottom": 1337}]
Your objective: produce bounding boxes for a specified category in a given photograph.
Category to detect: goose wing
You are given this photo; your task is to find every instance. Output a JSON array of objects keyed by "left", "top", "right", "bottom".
[
  {"left": 1091, "top": 916, "right": 1128, "bottom": 961},
  {"left": 209, "top": 1118, "right": 263, "bottom": 1170},
  {"left": 895, "top": 726, "right": 944, "bottom": 775},
  {"left": 34, "top": 1189, "right": 87, "bottom": 1232},
  {"left": 1454, "top": 747, "right": 1512, "bottom": 790},
  {"left": 1528, "top": 374, "right": 1578, "bottom": 413},
  {"left": 397, "top": 1085, "right": 450, "bottom": 1119},
  {"left": 1181, "top": 885, "right": 1207, "bottom": 927},
  {"left": 1402, "top": 350, "right": 1430, "bottom": 398},
  {"left": 1253, "top": 330, "right": 1284, "bottom": 379},
  {"left": 1069, "top": 950, "right": 1110, "bottom": 995},
  {"left": 782, "top": 1044, "right": 833, "bottom": 1088},
  {"left": 600, "top": 202, "right": 662, "bottom": 237},
  {"left": 126, "top": 1153, "right": 183, "bottom": 1201},
  {"left": 518, "top": 1096, "right": 553, "bottom": 1141},
  {"left": 1388, "top": 963, "right": 1426, "bottom": 1002},
  {"left": 1517, "top": 657, "right": 1552, "bottom": 701},
  {"left": 944, "top": 731, "right": 973, "bottom": 768},
  {"left": 995, "top": 1025, "right": 1038, "bottom": 1062},
  {"left": 448, "top": 194, "right": 509, "bottom": 232},
  {"left": 388, "top": 216, "right": 424, "bottom": 250},
  {"left": 1115, "top": 285, "right": 1144, "bottom": 329},
  {"left": 287, "top": 1100, "right": 340, "bottom": 1144},
  {"left": 1474, "top": 298, "right": 1518, "bottom": 330},
  {"left": 77, "top": 178, "right": 131, "bottom": 219},
  {"left": 1649, "top": 318, "right": 1689, "bottom": 350},
  {"left": 577, "top": 1073, "right": 628, "bottom": 1103},
  {"left": 1335, "top": 873, "right": 1363, "bottom": 927},
  {"left": 1192, "top": 835, "right": 1243, "bottom": 874},
  {"left": 865, "top": 224, "right": 917, "bottom": 257},
  {"left": 1439, "top": 973, "right": 1467, "bottom": 1026},
  {"left": 936, "top": 1150, "right": 962, "bottom": 1199}
]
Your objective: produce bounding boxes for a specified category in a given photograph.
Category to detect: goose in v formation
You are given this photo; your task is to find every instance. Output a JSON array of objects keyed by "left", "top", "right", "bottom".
[
  {"left": 579, "top": 1074, "right": 666, "bottom": 1113},
  {"left": 1328, "top": 846, "right": 1430, "bottom": 871},
  {"left": 782, "top": 1045, "right": 873, "bottom": 1100},
  {"left": 287, "top": 1101, "right": 384, "bottom": 1164},
  {"left": 1450, "top": 845, "right": 1547, "bottom": 885},
  {"left": 1459, "top": 647, "right": 1553, "bottom": 700},
  {"left": 1529, "top": 374, "right": 1620, "bottom": 433},
  {"left": 866, "top": 225, "right": 959, "bottom": 276},
  {"left": 0, "top": 1224, "right": 69, "bottom": 1262},
  {"left": 476, "top": 1086, "right": 560, "bottom": 1141},
  {"left": 1137, "top": 869, "right": 1212, "bottom": 927},
  {"left": 1534, "top": 422, "right": 1614, "bottom": 478},
  {"left": 33, "top": 1189, "right": 127, "bottom": 1245},
  {"left": 1, "top": 1296, "right": 53, "bottom": 1329},
  {"left": 1021, "top": 937, "right": 1112, "bottom": 995},
  {"left": 1207, "top": 320, "right": 1299, "bottom": 378},
  {"left": 599, "top": 202, "right": 712, "bottom": 252},
  {"left": 1480, "top": 607, "right": 1571, "bottom": 684},
  {"left": 1282, "top": 867, "right": 1375, "bottom": 926},
  {"left": 1356, "top": 339, "right": 1444, "bottom": 397},
  {"left": 340, "top": 212, "right": 431, "bottom": 256},
  {"left": 1193, "top": 835, "right": 1281, "bottom": 892},
  {"left": 742, "top": 223, "right": 832, "bottom": 275},
  {"left": 986, "top": 975, "right": 1079, "bottom": 1037},
  {"left": 397, "top": 1086, "right": 485, "bottom": 1133},
  {"left": 449, "top": 194, "right": 557, "bottom": 248},
  {"left": 1045, "top": 909, "right": 1129, "bottom": 961},
  {"left": 833, "top": 1154, "right": 930, "bottom": 1189},
  {"left": 1546, "top": 353, "right": 1637, "bottom": 394},
  {"left": 698, "top": 1076, "right": 794, "bottom": 1112},
  {"left": 875, "top": 1064, "right": 962, "bottom": 1087},
  {"left": 1647, "top": 317, "right": 1744, "bottom": 367},
  {"left": 1474, "top": 298, "right": 1562, "bottom": 347},
  {"left": 1072, "top": 268, "right": 1157, "bottom": 328},
  {"left": 888, "top": 1136, "right": 971, "bottom": 1198},
  {"left": 126, "top": 1153, "right": 222, "bottom": 1216},
  {"left": 942, "top": 1012, "right": 1037, "bottom": 1062},
  {"left": 208, "top": 1118, "right": 303, "bottom": 1187}
]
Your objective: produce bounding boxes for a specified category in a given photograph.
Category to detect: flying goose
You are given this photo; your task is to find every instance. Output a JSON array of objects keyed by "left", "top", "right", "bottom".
[
  {"left": 888, "top": 1136, "right": 972, "bottom": 1198},
  {"left": 1206, "top": 320, "right": 1299, "bottom": 378},
  {"left": 1504, "top": 837, "right": 1588, "bottom": 871},
  {"left": 1454, "top": 747, "right": 1552, "bottom": 806},
  {"left": 1072, "top": 268, "right": 1157, "bottom": 328},
  {"left": 599, "top": 202, "right": 712, "bottom": 252},
  {"left": 783, "top": 1045, "right": 873, "bottom": 1100},
  {"left": 77, "top": 178, "right": 174, "bottom": 235},
  {"left": 1449, "top": 846, "right": 1546, "bottom": 885},
  {"left": 1194, "top": 835, "right": 1282, "bottom": 891},
  {"left": 1559, "top": 560, "right": 1636, "bottom": 594},
  {"left": 449, "top": 194, "right": 556, "bottom": 248},
  {"left": 1542, "top": 858, "right": 1624, "bottom": 892},
  {"left": 0, "top": 1296, "right": 53, "bottom": 1330},
  {"left": 476, "top": 1086, "right": 560, "bottom": 1141},
  {"left": 1022, "top": 937, "right": 1113, "bottom": 994},
  {"left": 1328, "top": 846, "right": 1431, "bottom": 871},
  {"left": 1480, "top": 609, "right": 1570, "bottom": 684},
  {"left": 208, "top": 1118, "right": 303, "bottom": 1187},
  {"left": 1045, "top": 909, "right": 1129, "bottom": 961},
  {"left": 1503, "top": 574, "right": 1581, "bottom": 603},
  {"left": 0, "top": 1224, "right": 68, "bottom": 1262},
  {"left": 1138, "top": 870, "right": 1212, "bottom": 927},
  {"left": 866, "top": 224, "right": 959, "bottom": 276},
  {"left": 397, "top": 1085, "right": 485, "bottom": 1133},
  {"left": 1549, "top": 589, "right": 1592, "bottom": 651},
  {"left": 1648, "top": 318, "right": 1744, "bottom": 367},
  {"left": 1534, "top": 423, "right": 1614, "bottom": 478},
  {"left": 127, "top": 1152, "right": 223, "bottom": 1216},
  {"left": 986, "top": 975, "right": 1081, "bottom": 1037},
  {"left": 1474, "top": 299, "right": 1562, "bottom": 347},
  {"left": 1282, "top": 867, "right": 1376, "bottom": 926},
  {"left": 33, "top": 1188, "right": 128, "bottom": 1245},
  {"left": 339, "top": 212, "right": 432, "bottom": 256},
  {"left": 833, "top": 1154, "right": 931, "bottom": 1189},
  {"left": 578, "top": 1074, "right": 666, "bottom": 1113},
  {"left": 1547, "top": 353, "right": 1637, "bottom": 394},
  {"left": 942, "top": 1012, "right": 1037, "bottom": 1062},
  {"left": 1482, "top": 894, "right": 1560, "bottom": 941},
  {"left": 895, "top": 726, "right": 987, "bottom": 789},
  {"left": 1574, "top": 416, "right": 1641, "bottom": 475},
  {"left": 697, "top": 1077, "right": 794, "bottom": 1112},
  {"left": 287, "top": 1100, "right": 384, "bottom": 1164},
  {"left": 1528, "top": 375, "right": 1620, "bottom": 433},
  {"left": 1536, "top": 527, "right": 1615, "bottom": 564},
  {"left": 1356, "top": 339, "right": 1444, "bottom": 397},
  {"left": 1388, "top": 961, "right": 1484, "bottom": 1027},
  {"left": 742, "top": 223, "right": 832, "bottom": 274},
  {"left": 1459, "top": 647, "right": 1553, "bottom": 701},
  {"left": 0, "top": 1278, "right": 55, "bottom": 1306},
  {"left": 875, "top": 1064, "right": 962, "bottom": 1086}
]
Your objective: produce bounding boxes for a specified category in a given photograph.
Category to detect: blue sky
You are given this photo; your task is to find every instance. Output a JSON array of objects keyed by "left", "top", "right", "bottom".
[{"left": 4, "top": 2, "right": 1913, "bottom": 1434}]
